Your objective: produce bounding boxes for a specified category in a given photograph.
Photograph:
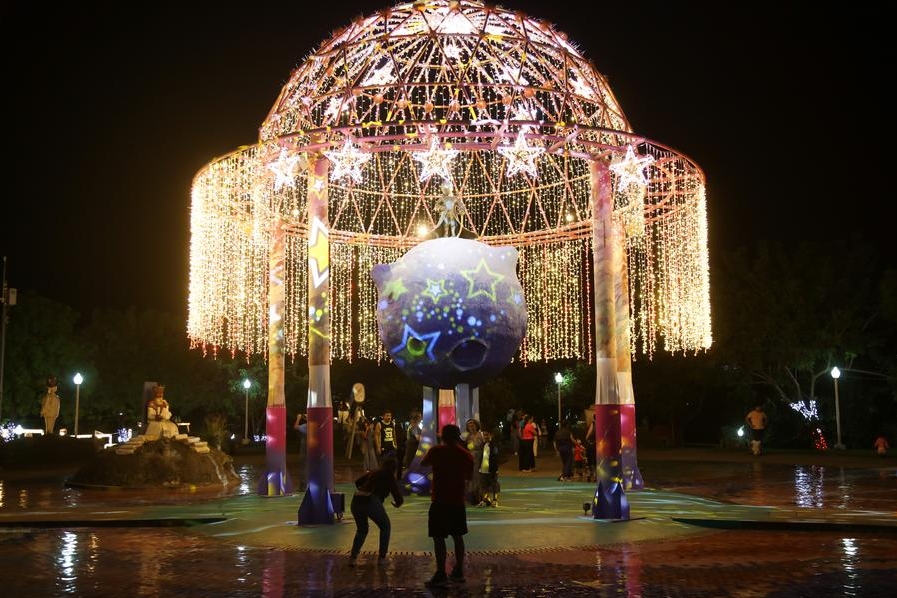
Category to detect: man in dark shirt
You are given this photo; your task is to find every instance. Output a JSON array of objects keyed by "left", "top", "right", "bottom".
[
  {"left": 421, "top": 423, "right": 473, "bottom": 587},
  {"left": 374, "top": 409, "right": 399, "bottom": 464}
]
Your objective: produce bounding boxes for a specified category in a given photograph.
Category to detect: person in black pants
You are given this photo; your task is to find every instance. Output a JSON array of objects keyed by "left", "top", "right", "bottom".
[
  {"left": 348, "top": 457, "right": 404, "bottom": 566},
  {"left": 553, "top": 419, "right": 574, "bottom": 481}
]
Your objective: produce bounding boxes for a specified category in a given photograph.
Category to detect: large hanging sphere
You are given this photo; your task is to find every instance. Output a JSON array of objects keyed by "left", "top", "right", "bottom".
[{"left": 372, "top": 237, "right": 526, "bottom": 388}]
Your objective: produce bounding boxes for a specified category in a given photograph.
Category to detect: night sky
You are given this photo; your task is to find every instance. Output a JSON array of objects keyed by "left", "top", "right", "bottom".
[{"left": 3, "top": 1, "right": 892, "bottom": 317}]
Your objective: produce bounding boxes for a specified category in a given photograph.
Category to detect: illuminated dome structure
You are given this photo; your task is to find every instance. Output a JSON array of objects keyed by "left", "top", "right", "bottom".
[{"left": 187, "top": 1, "right": 711, "bottom": 515}]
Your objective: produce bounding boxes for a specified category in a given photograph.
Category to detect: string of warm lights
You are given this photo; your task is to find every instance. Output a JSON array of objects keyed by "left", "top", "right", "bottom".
[{"left": 187, "top": 0, "right": 712, "bottom": 365}]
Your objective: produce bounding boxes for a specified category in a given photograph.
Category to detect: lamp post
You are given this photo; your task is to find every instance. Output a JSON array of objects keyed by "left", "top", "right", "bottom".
[
  {"left": 554, "top": 372, "right": 563, "bottom": 426},
  {"left": 73, "top": 372, "right": 83, "bottom": 437},
  {"left": 242, "top": 379, "right": 251, "bottom": 445},
  {"left": 831, "top": 367, "right": 845, "bottom": 450}
]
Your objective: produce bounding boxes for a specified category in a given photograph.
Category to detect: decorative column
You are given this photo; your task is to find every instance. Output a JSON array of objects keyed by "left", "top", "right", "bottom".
[
  {"left": 259, "top": 215, "right": 293, "bottom": 497},
  {"left": 437, "top": 387, "right": 456, "bottom": 431},
  {"left": 590, "top": 159, "right": 629, "bottom": 520},
  {"left": 455, "top": 383, "right": 471, "bottom": 425},
  {"left": 402, "top": 385, "right": 437, "bottom": 496},
  {"left": 298, "top": 152, "right": 336, "bottom": 524},
  {"left": 614, "top": 221, "right": 643, "bottom": 490}
]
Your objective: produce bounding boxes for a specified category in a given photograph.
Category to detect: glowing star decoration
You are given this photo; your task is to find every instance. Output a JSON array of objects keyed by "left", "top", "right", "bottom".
[
  {"left": 412, "top": 137, "right": 459, "bottom": 183},
  {"left": 324, "top": 139, "right": 371, "bottom": 183},
  {"left": 497, "top": 130, "right": 544, "bottom": 179},
  {"left": 323, "top": 97, "right": 343, "bottom": 121},
  {"left": 371, "top": 237, "right": 526, "bottom": 389},
  {"left": 381, "top": 277, "right": 409, "bottom": 302},
  {"left": 461, "top": 259, "right": 504, "bottom": 301},
  {"left": 610, "top": 145, "right": 655, "bottom": 190},
  {"left": 569, "top": 74, "right": 596, "bottom": 99},
  {"left": 267, "top": 148, "right": 302, "bottom": 190},
  {"left": 392, "top": 324, "right": 441, "bottom": 363},
  {"left": 361, "top": 62, "right": 397, "bottom": 86},
  {"left": 308, "top": 216, "right": 329, "bottom": 288},
  {"left": 423, "top": 279, "right": 448, "bottom": 303}
]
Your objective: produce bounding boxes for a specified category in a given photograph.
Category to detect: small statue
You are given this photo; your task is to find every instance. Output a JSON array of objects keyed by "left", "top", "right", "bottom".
[
  {"left": 148, "top": 384, "right": 170, "bottom": 421},
  {"left": 432, "top": 181, "right": 467, "bottom": 238},
  {"left": 40, "top": 376, "right": 61, "bottom": 434},
  {"left": 145, "top": 384, "right": 178, "bottom": 439}
]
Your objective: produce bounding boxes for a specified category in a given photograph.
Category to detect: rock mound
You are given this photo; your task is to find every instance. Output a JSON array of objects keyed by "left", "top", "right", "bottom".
[{"left": 69, "top": 437, "right": 239, "bottom": 489}]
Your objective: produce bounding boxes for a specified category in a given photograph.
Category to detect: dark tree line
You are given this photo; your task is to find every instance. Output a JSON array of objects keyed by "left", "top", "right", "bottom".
[{"left": 2, "top": 238, "right": 895, "bottom": 449}]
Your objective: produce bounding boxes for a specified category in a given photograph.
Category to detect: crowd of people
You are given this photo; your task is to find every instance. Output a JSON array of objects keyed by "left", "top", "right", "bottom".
[{"left": 291, "top": 402, "right": 607, "bottom": 586}]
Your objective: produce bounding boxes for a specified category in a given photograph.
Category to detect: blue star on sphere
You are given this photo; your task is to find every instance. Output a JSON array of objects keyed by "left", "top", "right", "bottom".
[{"left": 391, "top": 324, "right": 440, "bottom": 363}]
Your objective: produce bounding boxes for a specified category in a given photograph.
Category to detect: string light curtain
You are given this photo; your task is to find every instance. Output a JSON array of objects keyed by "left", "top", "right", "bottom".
[{"left": 187, "top": 0, "right": 711, "bottom": 364}]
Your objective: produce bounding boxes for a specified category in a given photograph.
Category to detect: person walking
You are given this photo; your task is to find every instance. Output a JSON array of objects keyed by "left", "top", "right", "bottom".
[
  {"left": 421, "top": 424, "right": 474, "bottom": 588},
  {"left": 745, "top": 405, "right": 768, "bottom": 456},
  {"left": 348, "top": 457, "right": 404, "bottom": 567},
  {"left": 553, "top": 419, "right": 574, "bottom": 481},
  {"left": 477, "top": 429, "right": 500, "bottom": 506}
]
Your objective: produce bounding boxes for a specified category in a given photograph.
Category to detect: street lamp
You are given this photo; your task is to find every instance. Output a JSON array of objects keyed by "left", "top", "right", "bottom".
[
  {"left": 73, "top": 372, "right": 83, "bottom": 437},
  {"left": 554, "top": 372, "right": 563, "bottom": 426},
  {"left": 831, "top": 367, "right": 845, "bottom": 450},
  {"left": 242, "top": 379, "right": 251, "bottom": 445}
]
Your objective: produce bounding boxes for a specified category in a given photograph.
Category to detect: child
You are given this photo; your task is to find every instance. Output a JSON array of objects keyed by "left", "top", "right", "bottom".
[
  {"left": 572, "top": 438, "right": 586, "bottom": 481},
  {"left": 477, "top": 429, "right": 501, "bottom": 506}
]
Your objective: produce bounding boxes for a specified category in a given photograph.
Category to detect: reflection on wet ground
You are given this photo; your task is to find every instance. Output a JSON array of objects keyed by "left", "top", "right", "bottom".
[{"left": 1, "top": 449, "right": 895, "bottom": 597}]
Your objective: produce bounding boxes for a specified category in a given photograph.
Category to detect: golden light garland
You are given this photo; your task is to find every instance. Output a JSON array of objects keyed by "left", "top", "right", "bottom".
[{"left": 187, "top": 0, "right": 712, "bottom": 365}]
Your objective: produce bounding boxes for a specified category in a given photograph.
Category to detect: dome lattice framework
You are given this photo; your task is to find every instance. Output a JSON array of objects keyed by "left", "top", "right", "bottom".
[{"left": 188, "top": 0, "right": 711, "bottom": 364}]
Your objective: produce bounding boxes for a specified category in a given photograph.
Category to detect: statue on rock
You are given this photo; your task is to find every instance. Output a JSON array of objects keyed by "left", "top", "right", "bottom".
[
  {"left": 40, "top": 376, "right": 61, "bottom": 435},
  {"left": 145, "top": 384, "right": 179, "bottom": 439}
]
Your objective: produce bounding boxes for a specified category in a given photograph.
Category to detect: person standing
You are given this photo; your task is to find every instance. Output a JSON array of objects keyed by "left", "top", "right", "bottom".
[
  {"left": 403, "top": 411, "right": 422, "bottom": 472},
  {"left": 40, "top": 376, "right": 61, "bottom": 435},
  {"left": 361, "top": 418, "right": 379, "bottom": 472},
  {"left": 539, "top": 419, "right": 549, "bottom": 449},
  {"left": 348, "top": 457, "right": 404, "bottom": 567},
  {"left": 421, "top": 424, "right": 473, "bottom": 588},
  {"left": 293, "top": 413, "right": 308, "bottom": 455},
  {"left": 518, "top": 414, "right": 537, "bottom": 472},
  {"left": 553, "top": 419, "right": 574, "bottom": 481},
  {"left": 745, "top": 405, "right": 768, "bottom": 456},
  {"left": 572, "top": 438, "right": 586, "bottom": 480},
  {"left": 584, "top": 419, "right": 597, "bottom": 483},
  {"left": 374, "top": 409, "right": 400, "bottom": 464},
  {"left": 462, "top": 418, "right": 485, "bottom": 504}
]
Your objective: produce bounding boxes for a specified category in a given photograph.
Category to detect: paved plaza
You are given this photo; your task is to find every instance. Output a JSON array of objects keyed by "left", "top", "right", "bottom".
[{"left": 1, "top": 446, "right": 895, "bottom": 596}]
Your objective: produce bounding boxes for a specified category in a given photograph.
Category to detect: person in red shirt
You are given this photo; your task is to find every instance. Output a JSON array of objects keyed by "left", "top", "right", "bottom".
[{"left": 421, "top": 423, "right": 474, "bottom": 588}]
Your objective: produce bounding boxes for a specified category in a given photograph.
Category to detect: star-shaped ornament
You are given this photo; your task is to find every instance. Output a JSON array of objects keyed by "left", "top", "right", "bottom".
[
  {"left": 412, "top": 137, "right": 459, "bottom": 183},
  {"left": 267, "top": 148, "right": 302, "bottom": 190},
  {"left": 610, "top": 145, "right": 654, "bottom": 190},
  {"left": 497, "top": 130, "right": 544, "bottom": 179},
  {"left": 391, "top": 324, "right": 440, "bottom": 363},
  {"left": 324, "top": 139, "right": 371, "bottom": 184},
  {"left": 460, "top": 258, "right": 505, "bottom": 301}
]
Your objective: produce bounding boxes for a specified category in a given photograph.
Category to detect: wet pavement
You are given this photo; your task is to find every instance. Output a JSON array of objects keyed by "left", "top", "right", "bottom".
[{"left": 1, "top": 447, "right": 895, "bottom": 597}]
